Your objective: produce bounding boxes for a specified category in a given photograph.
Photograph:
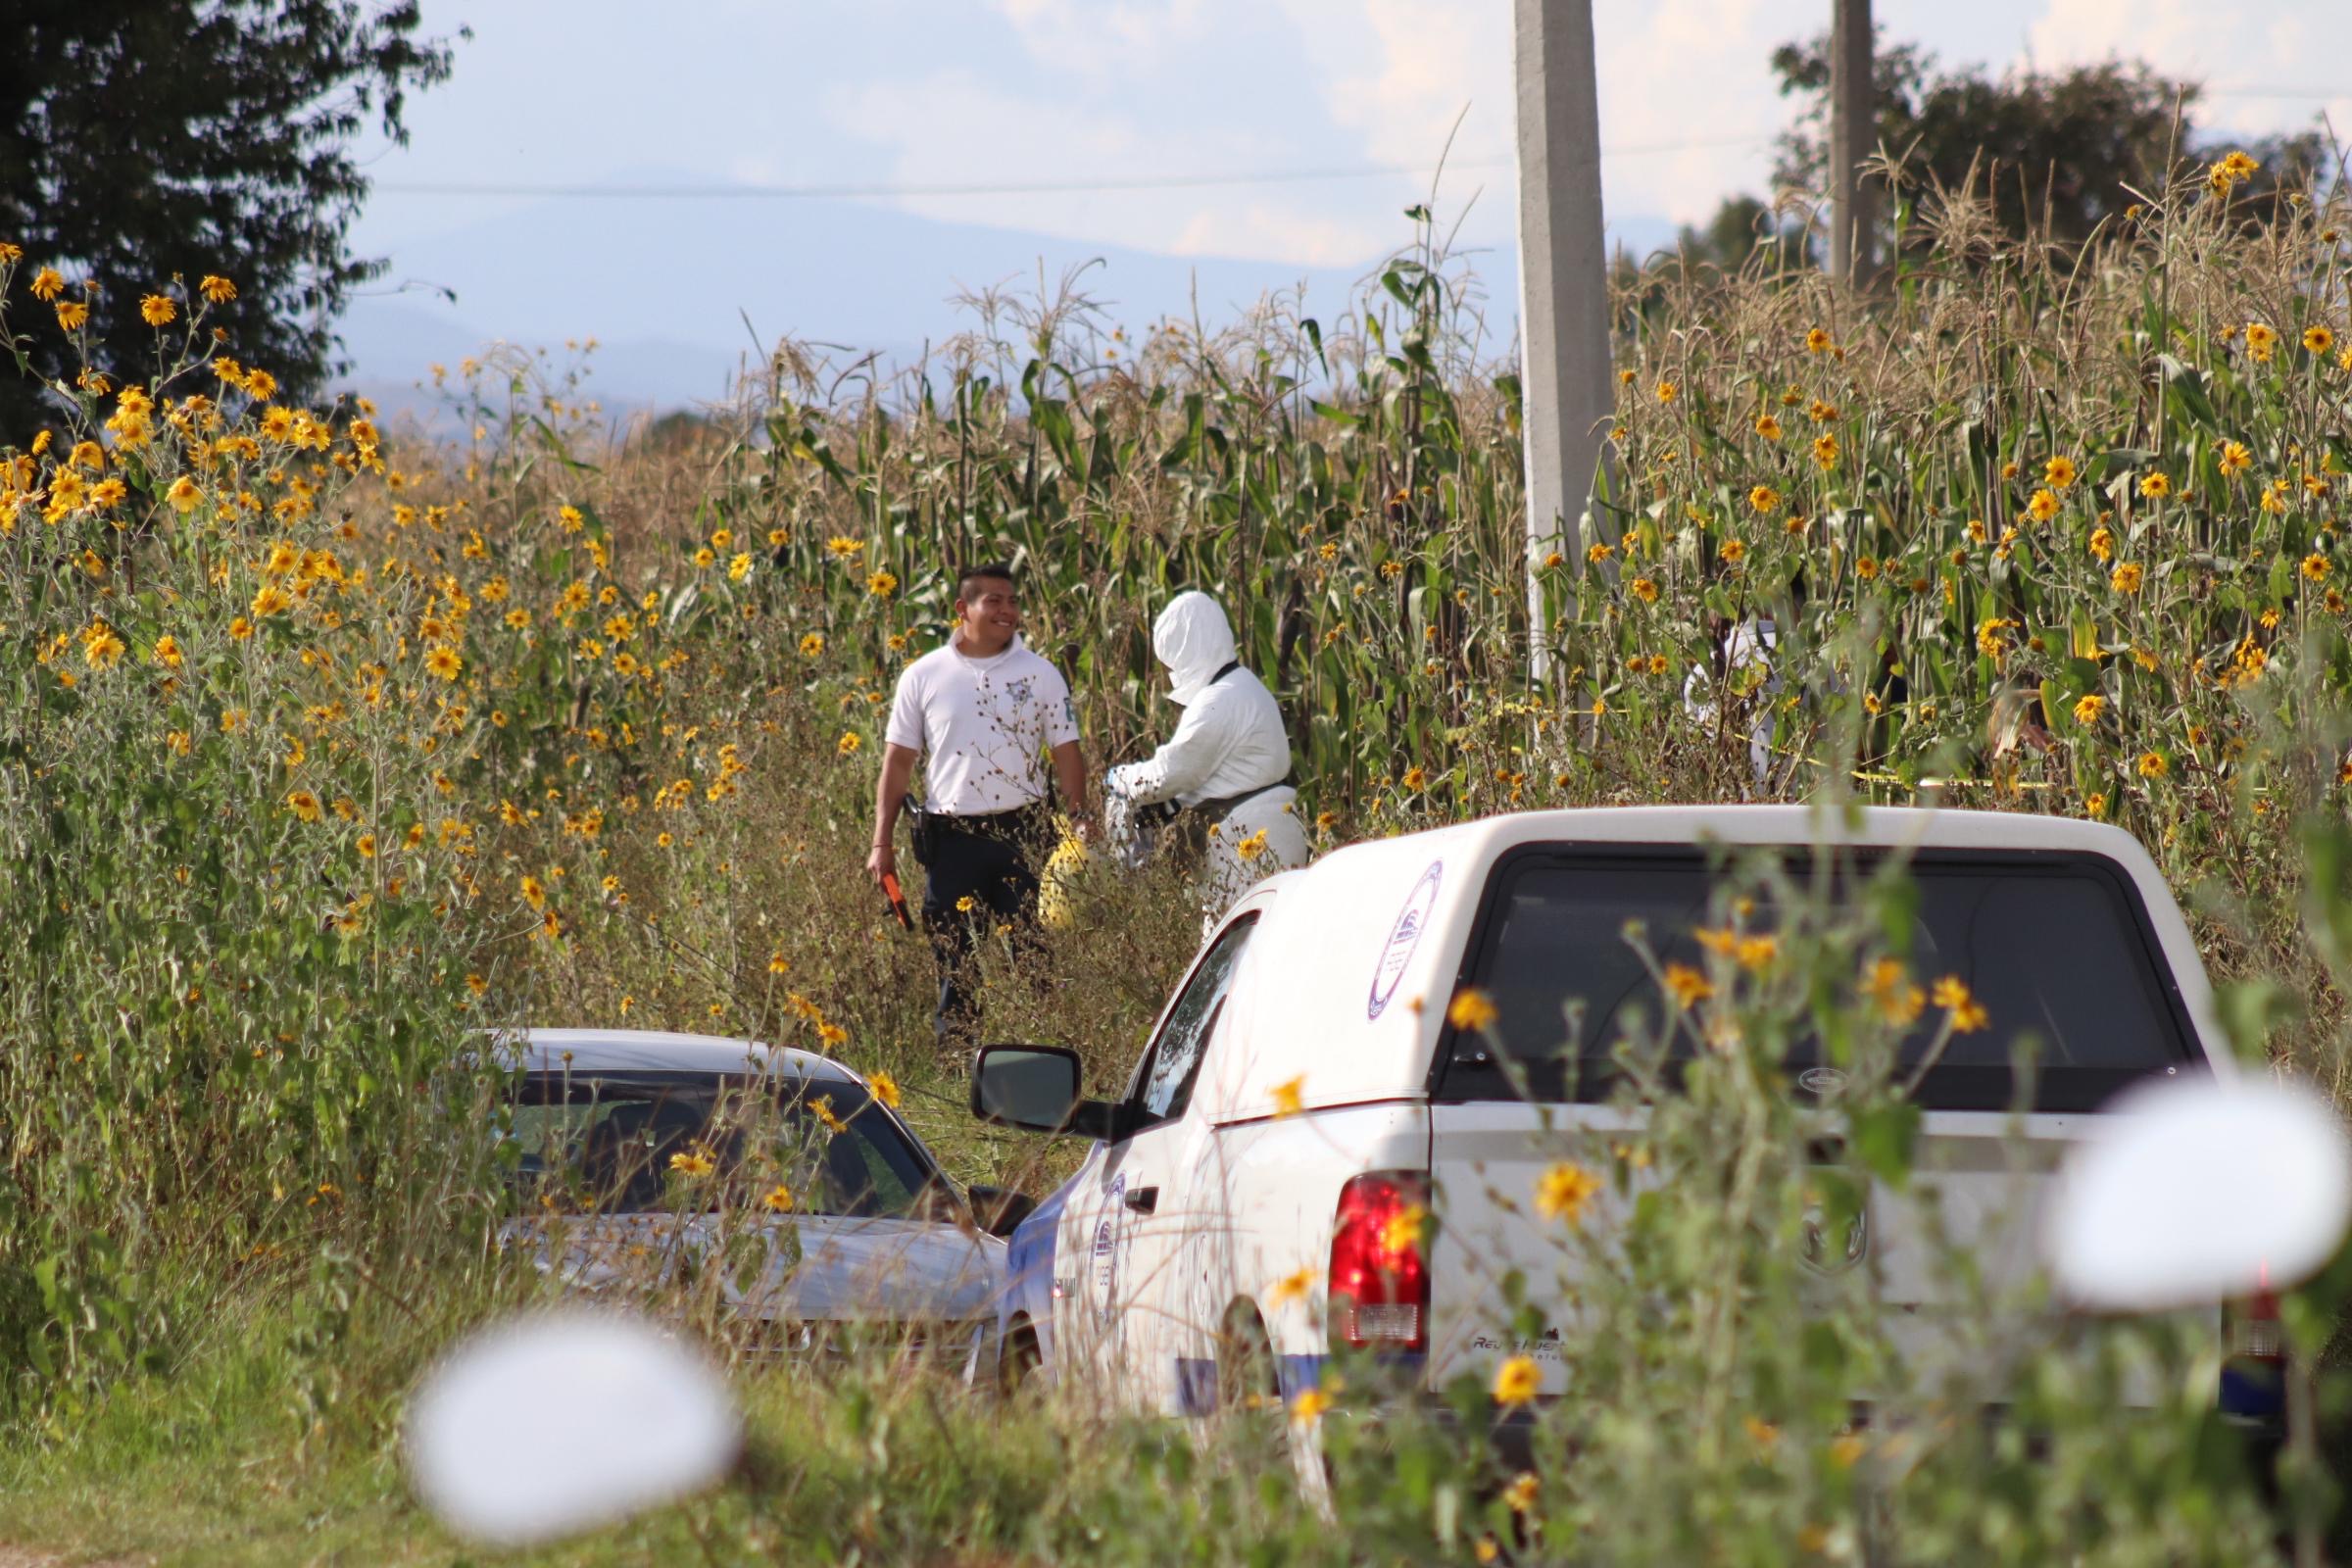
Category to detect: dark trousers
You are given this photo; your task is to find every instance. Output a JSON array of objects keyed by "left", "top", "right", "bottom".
[{"left": 920, "top": 807, "right": 1046, "bottom": 1049}]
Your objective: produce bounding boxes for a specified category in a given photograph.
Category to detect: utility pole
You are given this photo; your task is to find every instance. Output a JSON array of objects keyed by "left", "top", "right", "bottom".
[
  {"left": 1829, "top": 0, "right": 1874, "bottom": 283},
  {"left": 1512, "top": 0, "right": 1612, "bottom": 680}
]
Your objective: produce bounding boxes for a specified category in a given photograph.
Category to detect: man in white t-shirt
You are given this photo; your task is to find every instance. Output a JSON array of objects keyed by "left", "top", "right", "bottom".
[{"left": 867, "top": 563, "right": 1088, "bottom": 1046}]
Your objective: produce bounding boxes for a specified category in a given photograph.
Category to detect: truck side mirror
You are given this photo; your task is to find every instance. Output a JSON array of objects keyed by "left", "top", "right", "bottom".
[{"left": 970, "top": 1045, "right": 1119, "bottom": 1140}]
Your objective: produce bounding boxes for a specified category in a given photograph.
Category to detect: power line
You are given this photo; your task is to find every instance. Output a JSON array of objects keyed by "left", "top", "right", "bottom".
[
  {"left": 2205, "top": 85, "right": 2352, "bottom": 101},
  {"left": 371, "top": 134, "right": 1771, "bottom": 202},
  {"left": 366, "top": 88, "right": 2350, "bottom": 208},
  {"left": 378, "top": 166, "right": 1510, "bottom": 201}
]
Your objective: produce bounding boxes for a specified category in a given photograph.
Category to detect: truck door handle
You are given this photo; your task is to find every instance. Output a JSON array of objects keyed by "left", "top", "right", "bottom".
[{"left": 1124, "top": 1186, "right": 1158, "bottom": 1214}]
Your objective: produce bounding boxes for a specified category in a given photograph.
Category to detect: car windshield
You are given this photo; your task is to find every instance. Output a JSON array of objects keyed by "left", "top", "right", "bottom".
[
  {"left": 1437, "top": 850, "right": 2201, "bottom": 1113},
  {"left": 503, "top": 1070, "right": 937, "bottom": 1217}
]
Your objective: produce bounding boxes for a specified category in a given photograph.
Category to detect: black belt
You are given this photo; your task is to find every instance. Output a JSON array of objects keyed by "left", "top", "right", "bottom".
[
  {"left": 1188, "top": 779, "right": 1291, "bottom": 825},
  {"left": 1148, "top": 778, "right": 1292, "bottom": 863},
  {"left": 937, "top": 802, "right": 1049, "bottom": 837},
  {"left": 904, "top": 794, "right": 1047, "bottom": 865}
]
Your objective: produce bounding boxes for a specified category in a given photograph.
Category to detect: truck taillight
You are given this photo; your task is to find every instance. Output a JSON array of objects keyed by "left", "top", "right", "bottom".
[
  {"left": 2230, "top": 1288, "right": 2283, "bottom": 1361},
  {"left": 1329, "top": 1171, "right": 1430, "bottom": 1352}
]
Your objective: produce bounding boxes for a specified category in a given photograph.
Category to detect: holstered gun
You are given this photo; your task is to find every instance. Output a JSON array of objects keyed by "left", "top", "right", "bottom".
[{"left": 901, "top": 791, "right": 939, "bottom": 868}]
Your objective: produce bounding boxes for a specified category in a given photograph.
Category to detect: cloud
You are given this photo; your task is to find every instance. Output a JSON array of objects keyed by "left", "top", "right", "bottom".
[
  {"left": 825, "top": 68, "right": 1154, "bottom": 186},
  {"left": 990, "top": 0, "right": 1216, "bottom": 84},
  {"left": 2026, "top": 0, "right": 2200, "bottom": 66},
  {"left": 825, "top": 66, "right": 1411, "bottom": 267},
  {"left": 824, "top": 10, "right": 1421, "bottom": 268},
  {"left": 2028, "top": 0, "right": 2352, "bottom": 142},
  {"left": 1305, "top": 0, "right": 1512, "bottom": 169},
  {"left": 1592, "top": 0, "right": 1784, "bottom": 224},
  {"left": 1292, "top": 0, "right": 1794, "bottom": 230},
  {"left": 1256, "top": 0, "right": 1785, "bottom": 234},
  {"left": 1170, "top": 202, "right": 1389, "bottom": 267},
  {"left": 827, "top": 0, "right": 1799, "bottom": 262}
]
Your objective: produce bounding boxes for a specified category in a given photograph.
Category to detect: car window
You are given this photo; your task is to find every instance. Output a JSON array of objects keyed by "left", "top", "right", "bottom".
[
  {"left": 508, "top": 1072, "right": 936, "bottom": 1217},
  {"left": 1133, "top": 915, "right": 1258, "bottom": 1128},
  {"left": 838, "top": 1129, "right": 922, "bottom": 1214},
  {"left": 1436, "top": 852, "right": 2198, "bottom": 1113},
  {"left": 508, "top": 1097, "right": 642, "bottom": 1182}
]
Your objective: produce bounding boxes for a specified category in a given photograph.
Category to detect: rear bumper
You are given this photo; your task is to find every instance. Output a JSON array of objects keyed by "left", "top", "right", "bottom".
[
  {"left": 1416, "top": 1400, "right": 1544, "bottom": 1473},
  {"left": 2220, "top": 1360, "right": 2286, "bottom": 1429},
  {"left": 1307, "top": 1395, "right": 1549, "bottom": 1483},
  {"left": 1262, "top": 1352, "right": 1549, "bottom": 1472},
  {"left": 1314, "top": 1388, "right": 2282, "bottom": 1485}
]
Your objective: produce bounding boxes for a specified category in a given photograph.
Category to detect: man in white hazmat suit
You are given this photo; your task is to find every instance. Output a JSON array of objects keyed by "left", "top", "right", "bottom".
[{"left": 1106, "top": 591, "right": 1308, "bottom": 917}]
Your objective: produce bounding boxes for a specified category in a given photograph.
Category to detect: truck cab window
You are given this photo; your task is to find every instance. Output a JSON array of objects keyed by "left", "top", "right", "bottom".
[
  {"left": 1133, "top": 915, "right": 1258, "bottom": 1127},
  {"left": 1438, "top": 852, "right": 2196, "bottom": 1113}
]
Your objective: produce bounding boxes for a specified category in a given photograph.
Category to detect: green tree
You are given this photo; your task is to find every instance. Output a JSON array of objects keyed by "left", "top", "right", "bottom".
[
  {"left": 1670, "top": 193, "right": 1810, "bottom": 275},
  {"left": 0, "top": 2, "right": 458, "bottom": 436},
  {"left": 1766, "top": 34, "right": 2328, "bottom": 258},
  {"left": 1609, "top": 197, "right": 1811, "bottom": 338}
]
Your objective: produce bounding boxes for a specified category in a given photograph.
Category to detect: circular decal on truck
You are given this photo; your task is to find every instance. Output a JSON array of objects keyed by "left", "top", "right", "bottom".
[
  {"left": 1093, "top": 1172, "right": 1125, "bottom": 1323},
  {"left": 1367, "top": 860, "right": 1444, "bottom": 1020}
]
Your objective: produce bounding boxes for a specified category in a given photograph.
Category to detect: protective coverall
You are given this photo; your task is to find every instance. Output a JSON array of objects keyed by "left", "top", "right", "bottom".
[
  {"left": 1681, "top": 616, "right": 1780, "bottom": 788},
  {"left": 1106, "top": 591, "right": 1309, "bottom": 917}
]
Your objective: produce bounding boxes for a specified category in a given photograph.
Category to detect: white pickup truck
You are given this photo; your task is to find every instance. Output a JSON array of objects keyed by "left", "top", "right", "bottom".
[{"left": 972, "top": 805, "right": 2246, "bottom": 1424}]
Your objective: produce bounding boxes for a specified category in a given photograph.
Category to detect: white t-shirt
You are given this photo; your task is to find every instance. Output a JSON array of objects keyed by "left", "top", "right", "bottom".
[{"left": 885, "top": 634, "right": 1079, "bottom": 815}]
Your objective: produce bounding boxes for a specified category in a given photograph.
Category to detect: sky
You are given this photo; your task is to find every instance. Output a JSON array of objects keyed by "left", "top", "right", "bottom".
[{"left": 336, "top": 0, "right": 2352, "bottom": 413}]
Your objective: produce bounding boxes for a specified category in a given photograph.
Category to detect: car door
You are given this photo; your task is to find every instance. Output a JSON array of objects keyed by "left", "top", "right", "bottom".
[
  {"left": 710, "top": 1081, "right": 1000, "bottom": 1342},
  {"left": 1058, "top": 911, "right": 1261, "bottom": 1410}
]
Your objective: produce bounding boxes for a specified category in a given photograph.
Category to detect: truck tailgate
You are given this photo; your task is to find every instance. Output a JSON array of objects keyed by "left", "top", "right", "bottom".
[
  {"left": 1424, "top": 843, "right": 2219, "bottom": 1402},
  {"left": 1426, "top": 1102, "right": 2192, "bottom": 1403},
  {"left": 1426, "top": 1100, "right": 1641, "bottom": 1396}
]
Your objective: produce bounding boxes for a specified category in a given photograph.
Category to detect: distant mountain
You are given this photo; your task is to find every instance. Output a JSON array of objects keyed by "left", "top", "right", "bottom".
[
  {"left": 337, "top": 307, "right": 758, "bottom": 430},
  {"left": 338, "top": 173, "right": 1678, "bottom": 418}
]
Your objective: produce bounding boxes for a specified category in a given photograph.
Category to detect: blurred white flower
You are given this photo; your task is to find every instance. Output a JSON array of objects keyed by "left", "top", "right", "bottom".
[
  {"left": 2044, "top": 1076, "right": 2352, "bottom": 1312},
  {"left": 404, "top": 1307, "right": 739, "bottom": 1545}
]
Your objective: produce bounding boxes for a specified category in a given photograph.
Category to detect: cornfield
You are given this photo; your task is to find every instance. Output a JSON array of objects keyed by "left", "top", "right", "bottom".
[{"left": 1, "top": 146, "right": 2351, "bottom": 1561}]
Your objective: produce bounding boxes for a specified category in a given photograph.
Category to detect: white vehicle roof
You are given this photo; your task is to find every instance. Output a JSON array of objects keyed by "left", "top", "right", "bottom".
[
  {"left": 496, "top": 1027, "right": 861, "bottom": 1085},
  {"left": 1194, "top": 805, "right": 2225, "bottom": 1125}
]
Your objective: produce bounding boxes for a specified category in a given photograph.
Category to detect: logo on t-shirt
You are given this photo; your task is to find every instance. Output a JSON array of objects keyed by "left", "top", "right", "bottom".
[{"left": 1006, "top": 676, "right": 1034, "bottom": 706}]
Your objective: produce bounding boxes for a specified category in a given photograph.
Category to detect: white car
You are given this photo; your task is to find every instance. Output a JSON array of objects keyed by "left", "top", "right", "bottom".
[
  {"left": 973, "top": 806, "right": 2250, "bottom": 1424},
  {"left": 498, "top": 1029, "right": 1008, "bottom": 1368}
]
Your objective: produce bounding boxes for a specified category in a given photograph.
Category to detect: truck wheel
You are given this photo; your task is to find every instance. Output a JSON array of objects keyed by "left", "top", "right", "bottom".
[
  {"left": 1000, "top": 1321, "right": 1042, "bottom": 1399},
  {"left": 1215, "top": 1306, "right": 1279, "bottom": 1413}
]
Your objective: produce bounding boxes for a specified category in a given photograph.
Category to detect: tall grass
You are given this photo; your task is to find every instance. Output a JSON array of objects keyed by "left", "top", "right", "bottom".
[
  {"left": 429, "top": 151, "right": 2352, "bottom": 1066},
  {"left": 1, "top": 146, "right": 2350, "bottom": 1560}
]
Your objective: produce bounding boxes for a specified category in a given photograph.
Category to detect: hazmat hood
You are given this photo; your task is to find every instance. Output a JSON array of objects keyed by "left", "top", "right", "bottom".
[{"left": 1153, "top": 591, "right": 1237, "bottom": 707}]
